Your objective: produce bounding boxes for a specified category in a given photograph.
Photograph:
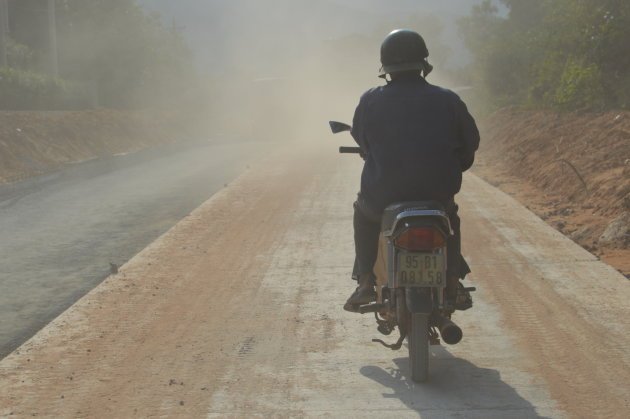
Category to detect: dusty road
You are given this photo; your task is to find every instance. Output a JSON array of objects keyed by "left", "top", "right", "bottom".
[
  {"left": 0, "top": 142, "right": 628, "bottom": 418},
  {"left": 0, "top": 140, "right": 268, "bottom": 358}
]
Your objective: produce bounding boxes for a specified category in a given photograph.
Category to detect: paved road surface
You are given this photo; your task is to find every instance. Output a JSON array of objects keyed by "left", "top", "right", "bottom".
[
  {"left": 0, "top": 142, "right": 628, "bottom": 418},
  {"left": 0, "top": 139, "right": 268, "bottom": 358}
]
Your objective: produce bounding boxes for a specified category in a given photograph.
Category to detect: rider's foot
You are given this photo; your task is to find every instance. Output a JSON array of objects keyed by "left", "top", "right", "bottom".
[
  {"left": 454, "top": 281, "right": 473, "bottom": 311},
  {"left": 343, "top": 286, "right": 377, "bottom": 312},
  {"left": 344, "top": 273, "right": 376, "bottom": 309},
  {"left": 446, "top": 276, "right": 473, "bottom": 310},
  {"left": 345, "top": 285, "right": 377, "bottom": 305}
]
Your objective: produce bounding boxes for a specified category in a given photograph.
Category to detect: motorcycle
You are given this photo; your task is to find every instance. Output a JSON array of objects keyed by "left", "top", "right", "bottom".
[{"left": 330, "top": 120, "right": 475, "bottom": 383}]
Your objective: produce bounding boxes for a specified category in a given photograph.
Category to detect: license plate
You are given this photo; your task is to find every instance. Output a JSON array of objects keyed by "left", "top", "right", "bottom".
[{"left": 397, "top": 252, "right": 446, "bottom": 287}]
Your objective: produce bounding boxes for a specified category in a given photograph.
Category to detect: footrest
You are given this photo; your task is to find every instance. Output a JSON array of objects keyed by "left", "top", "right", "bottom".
[
  {"left": 343, "top": 302, "right": 384, "bottom": 314},
  {"left": 358, "top": 303, "right": 385, "bottom": 314}
]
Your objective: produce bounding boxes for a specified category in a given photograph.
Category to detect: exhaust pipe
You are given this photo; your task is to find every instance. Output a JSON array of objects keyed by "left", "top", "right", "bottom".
[{"left": 435, "top": 314, "right": 463, "bottom": 345}]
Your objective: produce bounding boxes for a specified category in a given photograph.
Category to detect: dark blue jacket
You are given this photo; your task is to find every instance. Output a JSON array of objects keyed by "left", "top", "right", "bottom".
[{"left": 351, "top": 78, "right": 480, "bottom": 215}]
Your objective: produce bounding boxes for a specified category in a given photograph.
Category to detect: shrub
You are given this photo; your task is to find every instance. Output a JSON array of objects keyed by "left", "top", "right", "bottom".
[
  {"left": 552, "top": 58, "right": 606, "bottom": 110},
  {"left": 0, "top": 67, "right": 91, "bottom": 110},
  {"left": 6, "top": 38, "right": 34, "bottom": 70}
]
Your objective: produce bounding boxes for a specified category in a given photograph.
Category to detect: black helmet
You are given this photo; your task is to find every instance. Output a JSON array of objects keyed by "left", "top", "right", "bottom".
[{"left": 379, "top": 29, "right": 433, "bottom": 77}]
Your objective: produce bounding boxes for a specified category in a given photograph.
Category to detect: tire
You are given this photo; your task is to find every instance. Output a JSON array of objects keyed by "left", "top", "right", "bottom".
[{"left": 408, "top": 312, "right": 430, "bottom": 382}]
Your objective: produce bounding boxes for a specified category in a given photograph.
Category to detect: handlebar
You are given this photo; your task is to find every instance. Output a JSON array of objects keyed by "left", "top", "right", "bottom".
[{"left": 339, "top": 146, "right": 362, "bottom": 154}]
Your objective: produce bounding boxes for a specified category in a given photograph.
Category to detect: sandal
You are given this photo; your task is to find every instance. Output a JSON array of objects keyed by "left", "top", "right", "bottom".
[{"left": 344, "top": 286, "right": 376, "bottom": 311}]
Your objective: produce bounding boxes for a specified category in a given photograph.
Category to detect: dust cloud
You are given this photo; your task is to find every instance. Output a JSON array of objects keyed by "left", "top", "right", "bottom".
[{"left": 139, "top": 0, "right": 479, "bottom": 144}]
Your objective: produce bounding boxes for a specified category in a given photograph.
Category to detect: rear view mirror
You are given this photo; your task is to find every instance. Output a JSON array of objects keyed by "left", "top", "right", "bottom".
[{"left": 329, "top": 121, "right": 351, "bottom": 134}]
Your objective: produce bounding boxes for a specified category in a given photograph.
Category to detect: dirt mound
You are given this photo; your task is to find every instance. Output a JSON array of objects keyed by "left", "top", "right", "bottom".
[
  {"left": 0, "top": 110, "right": 205, "bottom": 184},
  {"left": 474, "top": 109, "right": 630, "bottom": 277}
]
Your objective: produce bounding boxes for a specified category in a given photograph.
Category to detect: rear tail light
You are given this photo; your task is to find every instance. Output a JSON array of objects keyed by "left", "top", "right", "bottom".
[{"left": 394, "top": 227, "right": 445, "bottom": 251}]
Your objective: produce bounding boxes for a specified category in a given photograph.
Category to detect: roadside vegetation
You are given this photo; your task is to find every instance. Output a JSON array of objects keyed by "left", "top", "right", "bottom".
[
  {"left": 0, "top": 0, "right": 194, "bottom": 110},
  {"left": 461, "top": 1, "right": 630, "bottom": 277},
  {"left": 459, "top": 0, "right": 630, "bottom": 112}
]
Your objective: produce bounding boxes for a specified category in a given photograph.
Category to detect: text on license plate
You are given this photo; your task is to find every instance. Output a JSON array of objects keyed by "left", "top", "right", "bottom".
[{"left": 397, "top": 253, "right": 446, "bottom": 286}]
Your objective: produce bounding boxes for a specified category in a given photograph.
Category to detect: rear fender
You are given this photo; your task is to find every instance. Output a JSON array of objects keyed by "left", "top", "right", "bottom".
[{"left": 405, "top": 288, "right": 433, "bottom": 314}]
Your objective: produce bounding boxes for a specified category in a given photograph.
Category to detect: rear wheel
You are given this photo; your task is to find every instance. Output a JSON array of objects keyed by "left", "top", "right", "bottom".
[{"left": 408, "top": 313, "right": 429, "bottom": 382}]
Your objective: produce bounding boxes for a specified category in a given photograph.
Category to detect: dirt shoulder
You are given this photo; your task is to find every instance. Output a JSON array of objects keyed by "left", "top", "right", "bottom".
[
  {"left": 0, "top": 110, "right": 207, "bottom": 185},
  {"left": 473, "top": 109, "right": 630, "bottom": 277}
]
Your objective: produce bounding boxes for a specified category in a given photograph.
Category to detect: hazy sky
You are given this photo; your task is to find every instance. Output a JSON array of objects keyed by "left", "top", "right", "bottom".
[{"left": 138, "top": 0, "right": 482, "bottom": 74}]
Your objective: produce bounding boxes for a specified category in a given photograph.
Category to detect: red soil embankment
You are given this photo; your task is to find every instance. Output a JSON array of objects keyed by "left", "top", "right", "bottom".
[{"left": 474, "top": 109, "right": 630, "bottom": 276}]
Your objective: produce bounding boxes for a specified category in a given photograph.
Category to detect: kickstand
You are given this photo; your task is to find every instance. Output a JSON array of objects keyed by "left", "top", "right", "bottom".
[{"left": 372, "top": 330, "right": 406, "bottom": 350}]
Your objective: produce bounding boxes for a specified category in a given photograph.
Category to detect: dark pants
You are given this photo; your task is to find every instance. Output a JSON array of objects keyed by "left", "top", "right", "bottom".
[{"left": 352, "top": 199, "right": 470, "bottom": 281}]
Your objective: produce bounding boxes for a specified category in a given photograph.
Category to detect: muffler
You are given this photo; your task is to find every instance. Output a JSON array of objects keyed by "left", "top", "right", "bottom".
[{"left": 435, "top": 314, "right": 463, "bottom": 345}]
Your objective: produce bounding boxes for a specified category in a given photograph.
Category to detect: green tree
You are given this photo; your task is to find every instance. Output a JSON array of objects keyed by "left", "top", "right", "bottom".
[
  {"left": 3, "top": 0, "right": 194, "bottom": 109},
  {"left": 459, "top": 0, "right": 534, "bottom": 109},
  {"left": 459, "top": 0, "right": 630, "bottom": 110},
  {"left": 537, "top": 0, "right": 630, "bottom": 108},
  {"left": 55, "top": 0, "right": 193, "bottom": 108}
]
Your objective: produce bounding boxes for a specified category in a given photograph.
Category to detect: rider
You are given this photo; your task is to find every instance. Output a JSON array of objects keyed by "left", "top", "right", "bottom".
[{"left": 346, "top": 29, "right": 480, "bottom": 309}]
